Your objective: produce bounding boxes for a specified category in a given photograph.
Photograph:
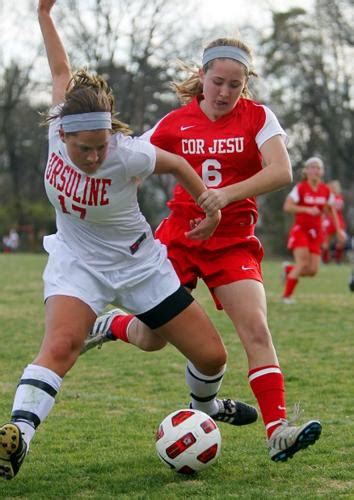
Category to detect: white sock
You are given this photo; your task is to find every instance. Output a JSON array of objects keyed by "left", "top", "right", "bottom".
[
  {"left": 11, "top": 364, "right": 62, "bottom": 448},
  {"left": 15, "top": 421, "right": 36, "bottom": 451},
  {"left": 185, "top": 361, "right": 226, "bottom": 416}
]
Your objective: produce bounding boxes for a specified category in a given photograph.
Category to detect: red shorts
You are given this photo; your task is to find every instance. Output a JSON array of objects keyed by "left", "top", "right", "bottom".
[
  {"left": 155, "top": 214, "right": 264, "bottom": 310},
  {"left": 287, "top": 224, "right": 324, "bottom": 255}
]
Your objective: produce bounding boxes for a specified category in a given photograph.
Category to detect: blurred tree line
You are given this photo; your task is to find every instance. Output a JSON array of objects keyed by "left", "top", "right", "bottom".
[{"left": 0, "top": 0, "right": 353, "bottom": 255}]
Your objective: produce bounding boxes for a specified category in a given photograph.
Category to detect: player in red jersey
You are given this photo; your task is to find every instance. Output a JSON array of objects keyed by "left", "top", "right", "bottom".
[
  {"left": 83, "top": 38, "right": 323, "bottom": 462},
  {"left": 282, "top": 158, "right": 346, "bottom": 303},
  {"left": 321, "top": 180, "right": 347, "bottom": 264}
]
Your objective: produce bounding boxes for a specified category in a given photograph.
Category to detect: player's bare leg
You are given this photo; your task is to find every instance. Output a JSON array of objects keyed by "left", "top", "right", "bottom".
[
  {"left": 1, "top": 296, "right": 96, "bottom": 479},
  {"left": 82, "top": 300, "right": 258, "bottom": 426},
  {"left": 215, "top": 279, "right": 321, "bottom": 460}
]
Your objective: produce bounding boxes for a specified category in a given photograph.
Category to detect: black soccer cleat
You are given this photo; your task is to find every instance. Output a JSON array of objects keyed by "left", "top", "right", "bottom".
[
  {"left": 211, "top": 399, "right": 258, "bottom": 426},
  {"left": 0, "top": 423, "right": 27, "bottom": 480},
  {"left": 191, "top": 399, "right": 258, "bottom": 426}
]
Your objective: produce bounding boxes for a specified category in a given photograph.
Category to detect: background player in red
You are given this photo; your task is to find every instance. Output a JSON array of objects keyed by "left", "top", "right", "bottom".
[
  {"left": 282, "top": 158, "right": 346, "bottom": 303},
  {"left": 321, "top": 180, "right": 347, "bottom": 264},
  {"left": 84, "top": 38, "right": 323, "bottom": 462}
]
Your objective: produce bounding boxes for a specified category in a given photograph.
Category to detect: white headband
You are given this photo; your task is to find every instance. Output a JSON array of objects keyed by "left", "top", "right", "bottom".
[
  {"left": 304, "top": 156, "right": 324, "bottom": 169},
  {"left": 61, "top": 112, "right": 112, "bottom": 133},
  {"left": 202, "top": 46, "right": 251, "bottom": 70}
]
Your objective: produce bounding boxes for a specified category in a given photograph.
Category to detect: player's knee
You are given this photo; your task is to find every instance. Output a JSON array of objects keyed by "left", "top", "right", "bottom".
[
  {"left": 298, "top": 263, "right": 311, "bottom": 275},
  {"left": 35, "top": 334, "right": 80, "bottom": 373},
  {"left": 193, "top": 345, "right": 227, "bottom": 375},
  {"left": 53, "top": 336, "right": 81, "bottom": 359},
  {"left": 196, "top": 358, "right": 226, "bottom": 377},
  {"left": 246, "top": 323, "right": 272, "bottom": 350},
  {"left": 208, "top": 347, "right": 227, "bottom": 372},
  {"left": 308, "top": 268, "right": 318, "bottom": 277}
]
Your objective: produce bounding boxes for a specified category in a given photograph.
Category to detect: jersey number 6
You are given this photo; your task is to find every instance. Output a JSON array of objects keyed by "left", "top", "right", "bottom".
[{"left": 202, "top": 159, "right": 222, "bottom": 187}]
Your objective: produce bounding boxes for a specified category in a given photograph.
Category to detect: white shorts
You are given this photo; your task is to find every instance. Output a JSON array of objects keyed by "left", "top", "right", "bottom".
[{"left": 42, "top": 234, "right": 180, "bottom": 316}]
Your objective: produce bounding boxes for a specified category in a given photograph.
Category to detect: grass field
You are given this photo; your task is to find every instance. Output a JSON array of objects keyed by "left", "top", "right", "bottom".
[{"left": 0, "top": 253, "right": 353, "bottom": 499}]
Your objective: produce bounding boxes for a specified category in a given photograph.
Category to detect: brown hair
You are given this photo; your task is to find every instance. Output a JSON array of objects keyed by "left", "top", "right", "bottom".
[
  {"left": 43, "top": 69, "right": 132, "bottom": 135},
  {"left": 171, "top": 38, "right": 257, "bottom": 104}
]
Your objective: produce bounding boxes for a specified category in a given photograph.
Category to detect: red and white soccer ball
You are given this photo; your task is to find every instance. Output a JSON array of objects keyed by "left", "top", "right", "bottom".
[{"left": 155, "top": 408, "right": 221, "bottom": 474}]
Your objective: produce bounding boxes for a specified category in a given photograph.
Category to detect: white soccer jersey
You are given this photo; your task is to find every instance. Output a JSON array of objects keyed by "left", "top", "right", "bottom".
[{"left": 44, "top": 115, "right": 158, "bottom": 271}]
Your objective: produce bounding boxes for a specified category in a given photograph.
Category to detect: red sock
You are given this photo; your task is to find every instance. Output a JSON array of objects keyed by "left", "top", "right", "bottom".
[
  {"left": 322, "top": 248, "right": 330, "bottom": 263},
  {"left": 249, "top": 365, "right": 286, "bottom": 438},
  {"left": 285, "top": 264, "right": 294, "bottom": 275},
  {"left": 110, "top": 314, "right": 134, "bottom": 343},
  {"left": 335, "top": 247, "right": 343, "bottom": 263},
  {"left": 283, "top": 277, "right": 298, "bottom": 298}
]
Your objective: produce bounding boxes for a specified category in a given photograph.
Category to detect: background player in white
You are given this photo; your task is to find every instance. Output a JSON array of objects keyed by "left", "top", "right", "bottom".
[
  {"left": 282, "top": 157, "right": 346, "bottom": 302},
  {"left": 2, "top": 228, "right": 20, "bottom": 252},
  {"left": 0, "top": 1, "right": 258, "bottom": 480},
  {"left": 84, "top": 38, "right": 322, "bottom": 461}
]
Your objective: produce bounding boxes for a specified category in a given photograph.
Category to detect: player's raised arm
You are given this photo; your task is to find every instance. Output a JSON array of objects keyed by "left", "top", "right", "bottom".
[{"left": 37, "top": 0, "right": 71, "bottom": 106}]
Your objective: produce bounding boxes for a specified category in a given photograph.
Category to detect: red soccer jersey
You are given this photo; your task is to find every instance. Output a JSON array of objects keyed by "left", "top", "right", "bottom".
[
  {"left": 288, "top": 181, "right": 333, "bottom": 231},
  {"left": 332, "top": 192, "right": 346, "bottom": 228},
  {"left": 323, "top": 192, "right": 346, "bottom": 233},
  {"left": 141, "top": 96, "right": 286, "bottom": 234},
  {"left": 333, "top": 192, "right": 345, "bottom": 213}
]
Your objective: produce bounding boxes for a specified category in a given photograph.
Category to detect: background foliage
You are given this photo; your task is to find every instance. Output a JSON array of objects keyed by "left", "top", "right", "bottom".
[{"left": 0, "top": 0, "right": 353, "bottom": 253}]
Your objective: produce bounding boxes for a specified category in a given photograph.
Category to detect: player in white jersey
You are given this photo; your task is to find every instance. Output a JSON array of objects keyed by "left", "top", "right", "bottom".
[
  {"left": 0, "top": 0, "right": 257, "bottom": 480},
  {"left": 84, "top": 37, "right": 322, "bottom": 461}
]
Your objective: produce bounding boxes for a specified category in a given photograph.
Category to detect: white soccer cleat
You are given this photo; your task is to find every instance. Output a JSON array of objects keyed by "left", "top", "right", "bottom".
[
  {"left": 282, "top": 296, "right": 296, "bottom": 305},
  {"left": 268, "top": 419, "right": 322, "bottom": 462},
  {"left": 80, "top": 308, "right": 126, "bottom": 354}
]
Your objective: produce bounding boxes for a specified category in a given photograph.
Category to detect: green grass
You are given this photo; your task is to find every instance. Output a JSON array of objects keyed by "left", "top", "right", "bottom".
[{"left": 0, "top": 253, "right": 353, "bottom": 499}]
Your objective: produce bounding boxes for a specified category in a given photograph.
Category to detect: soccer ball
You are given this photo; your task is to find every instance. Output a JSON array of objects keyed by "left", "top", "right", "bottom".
[{"left": 155, "top": 408, "right": 221, "bottom": 474}]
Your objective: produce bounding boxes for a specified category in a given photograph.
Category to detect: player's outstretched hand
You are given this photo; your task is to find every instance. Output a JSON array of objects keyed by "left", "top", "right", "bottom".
[
  {"left": 198, "top": 188, "right": 229, "bottom": 213},
  {"left": 306, "top": 206, "right": 321, "bottom": 216},
  {"left": 337, "top": 228, "right": 347, "bottom": 245},
  {"left": 185, "top": 211, "right": 221, "bottom": 240},
  {"left": 38, "top": 0, "right": 56, "bottom": 15}
]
